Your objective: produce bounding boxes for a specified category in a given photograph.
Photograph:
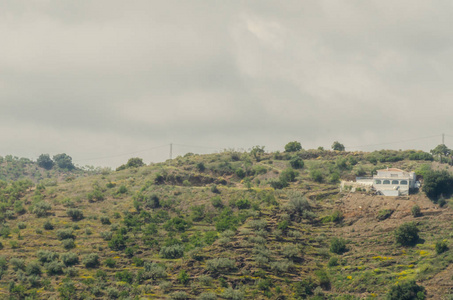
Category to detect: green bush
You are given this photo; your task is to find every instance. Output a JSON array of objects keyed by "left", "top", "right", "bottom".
[
  {"left": 435, "top": 240, "right": 448, "bottom": 255},
  {"left": 67, "top": 208, "right": 84, "bottom": 221},
  {"left": 310, "top": 169, "right": 324, "bottom": 183},
  {"left": 411, "top": 205, "right": 421, "bottom": 217},
  {"left": 206, "top": 258, "right": 236, "bottom": 273},
  {"left": 235, "top": 199, "right": 251, "bottom": 209},
  {"left": 330, "top": 237, "right": 347, "bottom": 254},
  {"left": 10, "top": 258, "right": 25, "bottom": 271},
  {"left": 43, "top": 220, "right": 54, "bottom": 230},
  {"left": 82, "top": 253, "right": 100, "bottom": 268},
  {"left": 56, "top": 229, "right": 75, "bottom": 240},
  {"left": 160, "top": 245, "right": 184, "bottom": 259},
  {"left": 386, "top": 280, "right": 425, "bottom": 300},
  {"left": 377, "top": 209, "right": 394, "bottom": 221},
  {"left": 62, "top": 239, "right": 76, "bottom": 250},
  {"left": 37, "top": 250, "right": 59, "bottom": 263},
  {"left": 17, "top": 222, "right": 26, "bottom": 229},
  {"left": 177, "top": 270, "right": 190, "bottom": 285},
  {"left": 115, "top": 270, "right": 134, "bottom": 284},
  {"left": 61, "top": 252, "right": 79, "bottom": 266},
  {"left": 45, "top": 261, "right": 65, "bottom": 275},
  {"left": 394, "top": 222, "right": 419, "bottom": 246},
  {"left": 105, "top": 258, "right": 116, "bottom": 268},
  {"left": 290, "top": 157, "right": 304, "bottom": 169}
]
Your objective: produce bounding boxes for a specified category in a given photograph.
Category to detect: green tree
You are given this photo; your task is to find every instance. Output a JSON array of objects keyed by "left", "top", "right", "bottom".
[
  {"left": 386, "top": 280, "right": 425, "bottom": 300},
  {"left": 423, "top": 170, "right": 453, "bottom": 201},
  {"left": 250, "top": 146, "right": 265, "bottom": 161},
  {"left": 394, "top": 222, "right": 419, "bottom": 246},
  {"left": 126, "top": 157, "right": 145, "bottom": 168},
  {"left": 331, "top": 141, "right": 345, "bottom": 151},
  {"left": 37, "top": 154, "right": 54, "bottom": 170},
  {"left": 430, "top": 144, "right": 451, "bottom": 163},
  {"left": 285, "top": 141, "right": 302, "bottom": 152},
  {"left": 53, "top": 153, "right": 75, "bottom": 170}
]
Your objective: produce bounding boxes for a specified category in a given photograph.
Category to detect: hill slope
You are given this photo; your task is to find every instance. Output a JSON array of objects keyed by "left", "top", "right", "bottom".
[{"left": 0, "top": 149, "right": 449, "bottom": 299}]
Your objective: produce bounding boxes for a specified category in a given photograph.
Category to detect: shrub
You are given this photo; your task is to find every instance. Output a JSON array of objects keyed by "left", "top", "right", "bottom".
[
  {"left": 87, "top": 189, "right": 105, "bottom": 202},
  {"left": 290, "top": 157, "right": 304, "bottom": 169},
  {"left": 160, "top": 245, "right": 184, "bottom": 259},
  {"left": 45, "top": 261, "right": 65, "bottom": 275},
  {"left": 315, "top": 269, "right": 330, "bottom": 290},
  {"left": 330, "top": 237, "right": 347, "bottom": 254},
  {"left": 235, "top": 168, "right": 246, "bottom": 178},
  {"left": 282, "top": 244, "right": 300, "bottom": 260},
  {"left": 100, "top": 216, "right": 111, "bottom": 225},
  {"left": 293, "top": 277, "right": 317, "bottom": 299},
  {"left": 115, "top": 270, "right": 134, "bottom": 284},
  {"left": 17, "top": 222, "right": 26, "bottom": 230},
  {"left": 108, "top": 234, "right": 127, "bottom": 250},
  {"left": 26, "top": 261, "right": 42, "bottom": 276},
  {"left": 144, "top": 262, "right": 167, "bottom": 279},
  {"left": 435, "top": 240, "right": 448, "bottom": 255},
  {"left": 411, "top": 205, "right": 421, "bottom": 218},
  {"left": 82, "top": 253, "right": 100, "bottom": 268},
  {"left": 198, "top": 292, "right": 217, "bottom": 300},
  {"left": 67, "top": 208, "right": 84, "bottom": 221},
  {"left": 328, "top": 256, "right": 339, "bottom": 267},
  {"left": 37, "top": 250, "right": 59, "bottom": 263},
  {"left": 310, "top": 169, "right": 324, "bottom": 183},
  {"left": 105, "top": 258, "right": 116, "bottom": 268},
  {"left": 377, "top": 209, "right": 394, "bottom": 221},
  {"left": 106, "top": 287, "right": 120, "bottom": 299},
  {"left": 222, "top": 288, "right": 244, "bottom": 300},
  {"left": 394, "top": 222, "right": 419, "bottom": 246},
  {"left": 61, "top": 252, "right": 79, "bottom": 266},
  {"left": 280, "top": 168, "right": 298, "bottom": 182},
  {"left": 235, "top": 199, "right": 250, "bottom": 210},
  {"left": 43, "top": 220, "right": 54, "bottom": 230},
  {"left": 170, "top": 291, "right": 190, "bottom": 300},
  {"left": 56, "top": 229, "right": 75, "bottom": 240},
  {"left": 206, "top": 258, "right": 236, "bottom": 273},
  {"left": 33, "top": 201, "right": 51, "bottom": 217},
  {"left": 62, "top": 239, "right": 76, "bottom": 250},
  {"left": 10, "top": 258, "right": 25, "bottom": 271},
  {"left": 270, "top": 260, "right": 294, "bottom": 274},
  {"left": 177, "top": 270, "right": 190, "bottom": 285},
  {"left": 387, "top": 280, "right": 425, "bottom": 300},
  {"left": 285, "top": 192, "right": 315, "bottom": 220}
]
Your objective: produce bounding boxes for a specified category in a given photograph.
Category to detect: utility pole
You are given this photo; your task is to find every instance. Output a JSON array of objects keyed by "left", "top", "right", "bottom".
[
  {"left": 170, "top": 143, "right": 173, "bottom": 160},
  {"left": 443, "top": 133, "right": 445, "bottom": 145}
]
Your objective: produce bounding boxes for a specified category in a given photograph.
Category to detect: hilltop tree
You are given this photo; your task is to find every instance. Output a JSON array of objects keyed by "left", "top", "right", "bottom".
[
  {"left": 37, "top": 154, "right": 54, "bottom": 170},
  {"left": 285, "top": 141, "right": 302, "bottom": 152},
  {"left": 250, "top": 146, "right": 265, "bottom": 161},
  {"left": 53, "top": 153, "right": 75, "bottom": 170},
  {"left": 331, "top": 141, "right": 345, "bottom": 151},
  {"left": 430, "top": 144, "right": 451, "bottom": 163}
]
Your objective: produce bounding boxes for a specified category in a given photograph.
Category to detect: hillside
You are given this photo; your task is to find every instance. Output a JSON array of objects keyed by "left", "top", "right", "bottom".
[{"left": 0, "top": 148, "right": 450, "bottom": 299}]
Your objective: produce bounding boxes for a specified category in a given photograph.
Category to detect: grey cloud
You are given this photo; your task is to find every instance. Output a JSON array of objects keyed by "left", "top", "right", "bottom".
[{"left": 0, "top": 1, "right": 452, "bottom": 166}]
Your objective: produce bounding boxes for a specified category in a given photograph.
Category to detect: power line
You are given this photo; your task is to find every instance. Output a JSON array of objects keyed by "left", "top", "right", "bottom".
[
  {"left": 74, "top": 144, "right": 169, "bottom": 163},
  {"left": 346, "top": 135, "right": 440, "bottom": 150},
  {"left": 172, "top": 143, "right": 220, "bottom": 150}
]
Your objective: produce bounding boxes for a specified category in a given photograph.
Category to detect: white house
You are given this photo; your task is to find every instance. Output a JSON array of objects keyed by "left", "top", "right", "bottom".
[{"left": 372, "top": 168, "right": 416, "bottom": 196}]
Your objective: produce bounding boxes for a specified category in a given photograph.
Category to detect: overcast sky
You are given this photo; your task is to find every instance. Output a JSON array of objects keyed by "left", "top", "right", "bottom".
[{"left": 1, "top": 1, "right": 453, "bottom": 167}]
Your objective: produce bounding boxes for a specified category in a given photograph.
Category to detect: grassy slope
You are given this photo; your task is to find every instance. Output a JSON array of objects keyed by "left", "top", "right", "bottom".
[{"left": 0, "top": 150, "right": 449, "bottom": 299}]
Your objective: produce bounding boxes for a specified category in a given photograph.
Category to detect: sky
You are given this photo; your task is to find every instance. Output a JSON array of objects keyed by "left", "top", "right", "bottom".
[{"left": 1, "top": 1, "right": 453, "bottom": 168}]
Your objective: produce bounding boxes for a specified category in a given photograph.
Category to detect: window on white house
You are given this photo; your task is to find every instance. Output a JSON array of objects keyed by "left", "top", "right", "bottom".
[
  {"left": 375, "top": 180, "right": 381, "bottom": 184},
  {"left": 400, "top": 180, "right": 408, "bottom": 185},
  {"left": 383, "top": 180, "right": 390, "bottom": 184},
  {"left": 392, "top": 180, "right": 399, "bottom": 185}
]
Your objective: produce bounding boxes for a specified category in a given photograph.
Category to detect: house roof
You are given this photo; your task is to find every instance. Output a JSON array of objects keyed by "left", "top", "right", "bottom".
[{"left": 377, "top": 168, "right": 405, "bottom": 172}]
